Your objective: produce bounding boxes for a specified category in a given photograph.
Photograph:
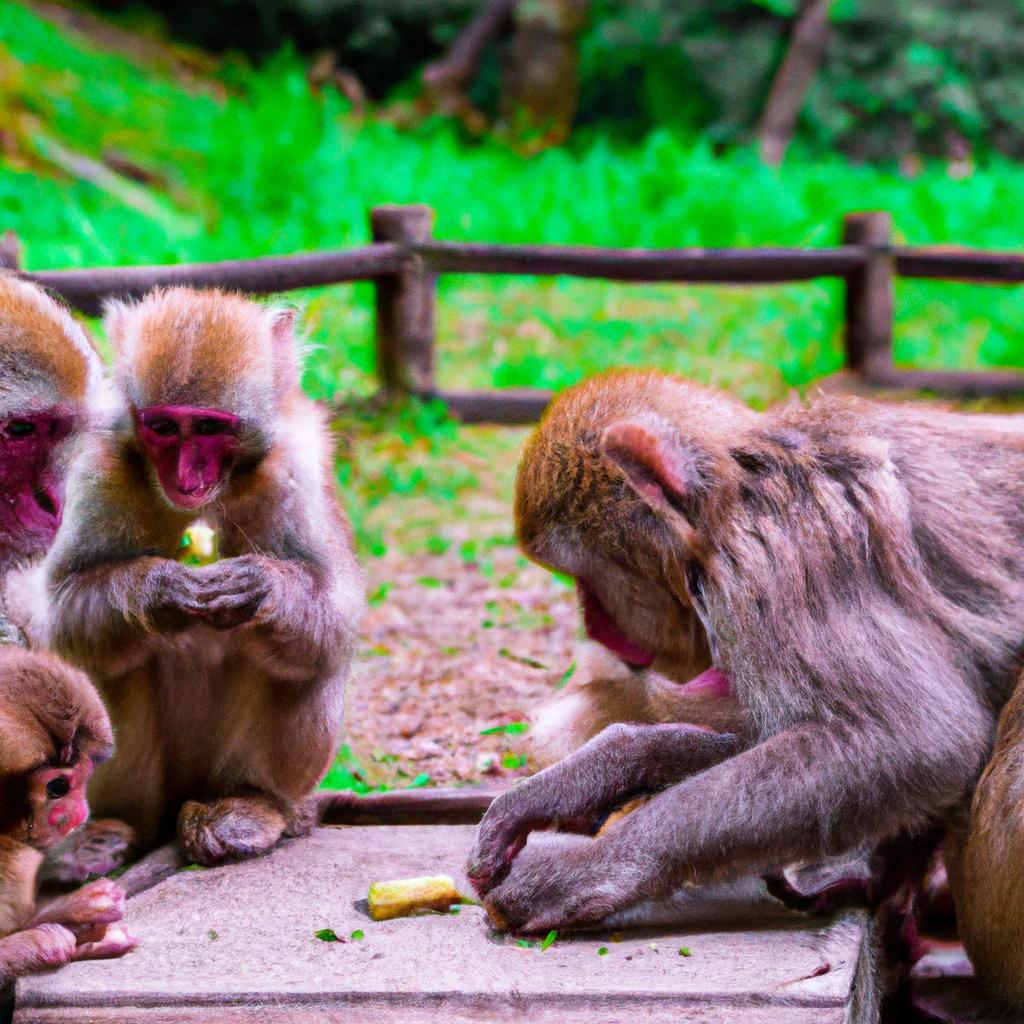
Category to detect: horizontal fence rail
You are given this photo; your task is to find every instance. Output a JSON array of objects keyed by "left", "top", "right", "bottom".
[{"left": 9, "top": 204, "right": 1024, "bottom": 421}]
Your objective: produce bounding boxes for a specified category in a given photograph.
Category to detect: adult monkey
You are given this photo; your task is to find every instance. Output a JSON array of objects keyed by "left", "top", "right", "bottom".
[
  {"left": 0, "top": 275, "right": 135, "bottom": 987},
  {"left": 32, "top": 287, "right": 366, "bottom": 866},
  {"left": 469, "top": 370, "right": 1024, "bottom": 934}
]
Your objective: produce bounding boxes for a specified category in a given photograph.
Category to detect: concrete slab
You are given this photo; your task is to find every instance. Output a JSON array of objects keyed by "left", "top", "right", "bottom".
[{"left": 16, "top": 825, "right": 877, "bottom": 1023}]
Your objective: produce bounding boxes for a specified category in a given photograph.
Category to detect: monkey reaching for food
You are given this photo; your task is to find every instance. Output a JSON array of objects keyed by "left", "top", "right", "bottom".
[
  {"left": 28, "top": 288, "right": 365, "bottom": 867},
  {"left": 0, "top": 646, "right": 137, "bottom": 984},
  {"left": 469, "top": 370, "right": 1024, "bottom": 935}
]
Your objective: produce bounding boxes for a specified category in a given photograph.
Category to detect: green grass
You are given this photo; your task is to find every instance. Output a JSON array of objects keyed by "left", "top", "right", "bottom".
[{"left": 2, "top": 0, "right": 1023, "bottom": 413}]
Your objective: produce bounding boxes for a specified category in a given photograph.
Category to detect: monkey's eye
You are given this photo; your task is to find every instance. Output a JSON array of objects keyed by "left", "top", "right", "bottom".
[
  {"left": 194, "top": 418, "right": 234, "bottom": 436},
  {"left": 45, "top": 776, "right": 71, "bottom": 799},
  {"left": 6, "top": 419, "right": 35, "bottom": 439},
  {"left": 147, "top": 419, "right": 179, "bottom": 437}
]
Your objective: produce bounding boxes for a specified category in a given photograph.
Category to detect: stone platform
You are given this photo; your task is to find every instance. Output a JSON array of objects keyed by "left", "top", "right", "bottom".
[{"left": 16, "top": 825, "right": 878, "bottom": 1023}]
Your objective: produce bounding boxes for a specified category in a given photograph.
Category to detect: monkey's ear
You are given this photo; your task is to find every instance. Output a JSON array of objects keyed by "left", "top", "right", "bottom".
[
  {"left": 269, "top": 306, "right": 301, "bottom": 396},
  {"left": 102, "top": 299, "right": 132, "bottom": 355},
  {"left": 601, "top": 420, "right": 698, "bottom": 512}
]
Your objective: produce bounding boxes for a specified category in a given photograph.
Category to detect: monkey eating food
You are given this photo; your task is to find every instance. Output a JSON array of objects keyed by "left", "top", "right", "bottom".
[
  {"left": 469, "top": 370, "right": 1024, "bottom": 942},
  {"left": 31, "top": 287, "right": 366, "bottom": 868}
]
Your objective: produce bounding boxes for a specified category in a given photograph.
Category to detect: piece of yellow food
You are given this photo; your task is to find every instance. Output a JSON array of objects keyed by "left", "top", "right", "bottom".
[
  {"left": 367, "top": 875, "right": 463, "bottom": 921},
  {"left": 179, "top": 523, "right": 218, "bottom": 565}
]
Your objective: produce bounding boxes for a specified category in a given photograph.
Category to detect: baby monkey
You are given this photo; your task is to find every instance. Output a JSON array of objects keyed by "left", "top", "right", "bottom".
[
  {"left": 0, "top": 647, "right": 137, "bottom": 985},
  {"left": 33, "top": 288, "right": 365, "bottom": 868}
]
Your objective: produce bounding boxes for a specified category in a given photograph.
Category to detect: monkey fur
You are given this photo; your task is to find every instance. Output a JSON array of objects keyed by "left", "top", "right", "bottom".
[
  {"left": 0, "top": 646, "right": 137, "bottom": 984},
  {"left": 23, "top": 288, "right": 365, "bottom": 867},
  {"left": 470, "top": 370, "right": 1024, "bottom": 942}
]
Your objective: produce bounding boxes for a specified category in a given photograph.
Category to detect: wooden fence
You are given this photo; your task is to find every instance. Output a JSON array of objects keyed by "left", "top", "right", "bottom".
[{"left": 8, "top": 205, "right": 1024, "bottom": 423}]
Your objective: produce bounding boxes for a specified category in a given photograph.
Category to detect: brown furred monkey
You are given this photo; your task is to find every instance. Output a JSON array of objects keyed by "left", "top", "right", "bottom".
[
  {"left": 33, "top": 288, "right": 365, "bottom": 867},
  {"left": 0, "top": 274, "right": 107, "bottom": 582},
  {"left": 469, "top": 369, "right": 1024, "bottom": 935},
  {"left": 0, "top": 647, "right": 138, "bottom": 985},
  {"left": 946, "top": 669, "right": 1024, "bottom": 1007}
]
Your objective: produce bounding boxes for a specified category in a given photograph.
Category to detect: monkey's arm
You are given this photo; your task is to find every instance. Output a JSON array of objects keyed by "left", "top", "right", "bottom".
[
  {"left": 469, "top": 722, "right": 737, "bottom": 893},
  {"left": 477, "top": 709, "right": 987, "bottom": 933},
  {"left": 0, "top": 925, "right": 77, "bottom": 985}
]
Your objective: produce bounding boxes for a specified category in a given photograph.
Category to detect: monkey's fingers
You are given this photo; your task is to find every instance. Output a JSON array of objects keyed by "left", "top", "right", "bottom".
[
  {"left": 200, "top": 592, "right": 269, "bottom": 631},
  {"left": 71, "top": 923, "right": 138, "bottom": 962}
]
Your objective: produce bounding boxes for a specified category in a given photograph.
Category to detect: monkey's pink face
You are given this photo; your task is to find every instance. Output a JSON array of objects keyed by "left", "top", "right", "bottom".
[
  {"left": 26, "top": 760, "right": 95, "bottom": 850},
  {"left": 134, "top": 405, "right": 241, "bottom": 510},
  {"left": 0, "top": 407, "right": 75, "bottom": 553}
]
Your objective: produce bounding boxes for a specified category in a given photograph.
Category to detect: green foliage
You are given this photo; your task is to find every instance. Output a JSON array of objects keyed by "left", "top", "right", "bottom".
[{"left": 1, "top": 2, "right": 1022, "bottom": 541}]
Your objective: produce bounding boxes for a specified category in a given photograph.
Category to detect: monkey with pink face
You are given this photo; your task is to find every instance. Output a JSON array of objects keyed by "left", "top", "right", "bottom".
[{"left": 16, "top": 288, "right": 366, "bottom": 868}]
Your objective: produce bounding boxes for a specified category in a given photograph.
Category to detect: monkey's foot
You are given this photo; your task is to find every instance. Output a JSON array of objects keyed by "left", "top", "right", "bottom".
[
  {"left": 282, "top": 796, "right": 319, "bottom": 838},
  {"left": 178, "top": 798, "right": 287, "bottom": 866},
  {"left": 41, "top": 819, "right": 137, "bottom": 885}
]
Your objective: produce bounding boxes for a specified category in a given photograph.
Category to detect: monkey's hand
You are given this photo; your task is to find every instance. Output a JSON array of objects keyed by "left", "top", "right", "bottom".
[
  {"left": 144, "top": 561, "right": 206, "bottom": 631},
  {"left": 192, "top": 556, "right": 273, "bottom": 631},
  {"left": 482, "top": 833, "right": 642, "bottom": 934},
  {"left": 468, "top": 723, "right": 737, "bottom": 896},
  {"left": 0, "top": 923, "right": 77, "bottom": 983},
  {"left": 29, "top": 878, "right": 126, "bottom": 931},
  {"left": 71, "top": 922, "right": 138, "bottom": 962}
]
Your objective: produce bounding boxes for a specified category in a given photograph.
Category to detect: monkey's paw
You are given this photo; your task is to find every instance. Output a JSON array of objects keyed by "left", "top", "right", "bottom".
[
  {"left": 482, "top": 834, "right": 642, "bottom": 935},
  {"left": 31, "top": 878, "right": 127, "bottom": 931},
  {"left": 178, "top": 798, "right": 286, "bottom": 865},
  {"left": 194, "top": 557, "right": 273, "bottom": 630},
  {"left": 72, "top": 922, "right": 139, "bottom": 963},
  {"left": 42, "top": 818, "right": 137, "bottom": 885}
]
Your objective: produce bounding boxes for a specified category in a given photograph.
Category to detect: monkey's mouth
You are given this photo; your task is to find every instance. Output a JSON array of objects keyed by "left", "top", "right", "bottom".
[{"left": 578, "top": 580, "right": 656, "bottom": 669}]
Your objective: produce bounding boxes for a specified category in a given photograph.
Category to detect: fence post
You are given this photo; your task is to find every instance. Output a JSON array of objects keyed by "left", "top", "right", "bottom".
[
  {"left": 0, "top": 231, "right": 22, "bottom": 271},
  {"left": 371, "top": 204, "right": 436, "bottom": 396},
  {"left": 841, "top": 211, "right": 893, "bottom": 378}
]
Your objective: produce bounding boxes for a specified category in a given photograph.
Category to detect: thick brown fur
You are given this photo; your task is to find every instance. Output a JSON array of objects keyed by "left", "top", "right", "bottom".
[
  {"left": 470, "top": 369, "right": 1024, "bottom": 937},
  {"left": 24, "top": 288, "right": 365, "bottom": 865},
  {"left": 946, "top": 669, "right": 1024, "bottom": 1007},
  {"left": 0, "top": 647, "right": 136, "bottom": 983}
]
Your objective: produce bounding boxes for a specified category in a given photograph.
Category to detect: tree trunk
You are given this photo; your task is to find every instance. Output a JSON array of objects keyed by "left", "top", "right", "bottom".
[
  {"left": 755, "top": 0, "right": 832, "bottom": 166},
  {"left": 497, "top": 0, "right": 589, "bottom": 152}
]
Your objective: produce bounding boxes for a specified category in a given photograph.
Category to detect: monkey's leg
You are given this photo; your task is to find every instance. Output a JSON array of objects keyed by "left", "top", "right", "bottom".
[
  {"left": 178, "top": 795, "right": 289, "bottom": 866},
  {"left": 468, "top": 722, "right": 737, "bottom": 894},
  {"left": 40, "top": 819, "right": 137, "bottom": 885},
  {"left": 0, "top": 924, "right": 76, "bottom": 986}
]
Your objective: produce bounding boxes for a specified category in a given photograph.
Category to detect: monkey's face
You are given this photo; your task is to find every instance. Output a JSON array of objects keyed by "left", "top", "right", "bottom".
[
  {"left": 22, "top": 758, "right": 95, "bottom": 851},
  {"left": 0, "top": 405, "right": 77, "bottom": 555},
  {"left": 133, "top": 404, "right": 241, "bottom": 510}
]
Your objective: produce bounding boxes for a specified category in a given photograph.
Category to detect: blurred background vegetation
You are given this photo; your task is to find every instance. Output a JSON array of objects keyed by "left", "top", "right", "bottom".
[{"left": 2, "top": 0, "right": 1023, "bottom": 551}]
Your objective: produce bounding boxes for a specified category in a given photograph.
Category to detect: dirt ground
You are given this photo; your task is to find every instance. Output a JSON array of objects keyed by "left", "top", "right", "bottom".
[{"left": 339, "top": 422, "right": 579, "bottom": 790}]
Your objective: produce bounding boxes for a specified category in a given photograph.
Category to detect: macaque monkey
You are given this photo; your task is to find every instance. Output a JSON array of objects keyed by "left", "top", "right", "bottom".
[
  {"left": 945, "top": 670, "right": 1024, "bottom": 1007},
  {"left": 0, "top": 646, "right": 137, "bottom": 985},
  {"left": 0, "top": 274, "right": 136, "bottom": 883},
  {"left": 0, "top": 274, "right": 106, "bottom": 580},
  {"left": 32, "top": 288, "right": 365, "bottom": 867},
  {"left": 469, "top": 370, "right": 1024, "bottom": 934}
]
